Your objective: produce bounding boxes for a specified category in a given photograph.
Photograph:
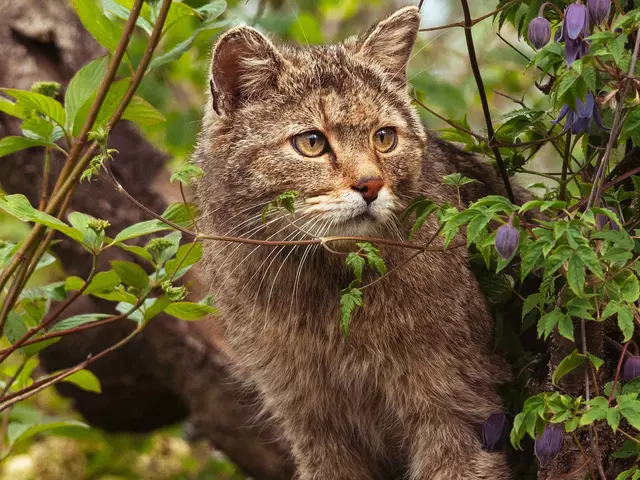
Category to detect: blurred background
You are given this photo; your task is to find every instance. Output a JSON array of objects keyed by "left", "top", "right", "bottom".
[{"left": 0, "top": 0, "right": 546, "bottom": 478}]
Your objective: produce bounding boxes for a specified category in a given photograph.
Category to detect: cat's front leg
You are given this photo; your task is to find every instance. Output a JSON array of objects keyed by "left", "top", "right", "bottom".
[
  {"left": 407, "top": 418, "right": 510, "bottom": 480},
  {"left": 284, "top": 418, "right": 378, "bottom": 480}
]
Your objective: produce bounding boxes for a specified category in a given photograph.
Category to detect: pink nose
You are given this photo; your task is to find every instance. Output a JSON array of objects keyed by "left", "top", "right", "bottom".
[{"left": 352, "top": 178, "right": 384, "bottom": 204}]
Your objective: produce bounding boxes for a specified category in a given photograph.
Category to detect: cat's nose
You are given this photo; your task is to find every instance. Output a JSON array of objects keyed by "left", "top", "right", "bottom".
[{"left": 352, "top": 177, "right": 384, "bottom": 204}]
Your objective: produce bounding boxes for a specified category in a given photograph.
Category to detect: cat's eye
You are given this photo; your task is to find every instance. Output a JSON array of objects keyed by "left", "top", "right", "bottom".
[
  {"left": 373, "top": 127, "right": 397, "bottom": 153},
  {"left": 292, "top": 131, "right": 328, "bottom": 157}
]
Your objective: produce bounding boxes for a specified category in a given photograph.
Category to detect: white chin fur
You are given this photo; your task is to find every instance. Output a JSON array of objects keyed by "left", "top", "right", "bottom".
[{"left": 303, "top": 188, "right": 396, "bottom": 236}]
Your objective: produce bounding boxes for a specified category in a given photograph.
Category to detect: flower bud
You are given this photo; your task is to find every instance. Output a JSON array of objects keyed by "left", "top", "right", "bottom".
[
  {"left": 623, "top": 356, "right": 640, "bottom": 382},
  {"left": 565, "top": 3, "right": 589, "bottom": 40},
  {"left": 535, "top": 425, "right": 563, "bottom": 466},
  {"left": 481, "top": 412, "right": 508, "bottom": 452},
  {"left": 528, "top": 17, "right": 551, "bottom": 49},
  {"left": 588, "top": 0, "right": 611, "bottom": 26},
  {"left": 495, "top": 220, "right": 519, "bottom": 259}
]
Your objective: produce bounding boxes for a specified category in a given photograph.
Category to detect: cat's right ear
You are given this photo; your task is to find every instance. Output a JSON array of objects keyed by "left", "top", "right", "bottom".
[{"left": 209, "top": 26, "right": 283, "bottom": 116}]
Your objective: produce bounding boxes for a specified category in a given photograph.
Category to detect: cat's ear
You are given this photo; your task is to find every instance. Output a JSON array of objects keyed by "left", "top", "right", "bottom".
[
  {"left": 356, "top": 6, "right": 420, "bottom": 86},
  {"left": 209, "top": 26, "right": 283, "bottom": 115}
]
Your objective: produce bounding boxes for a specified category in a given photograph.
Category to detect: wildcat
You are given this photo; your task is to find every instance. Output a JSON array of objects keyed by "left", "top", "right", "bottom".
[{"left": 194, "top": 6, "right": 514, "bottom": 479}]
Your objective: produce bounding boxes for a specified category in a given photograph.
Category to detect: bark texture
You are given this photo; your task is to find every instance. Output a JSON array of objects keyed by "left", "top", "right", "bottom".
[{"left": 0, "top": 0, "right": 293, "bottom": 478}]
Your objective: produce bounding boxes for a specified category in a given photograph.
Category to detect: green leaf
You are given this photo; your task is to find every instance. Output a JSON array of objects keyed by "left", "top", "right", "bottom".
[
  {"left": 557, "top": 314, "right": 574, "bottom": 341},
  {"left": 619, "top": 394, "right": 640, "bottom": 430},
  {"left": 576, "top": 246, "right": 604, "bottom": 280},
  {"left": 621, "top": 274, "right": 640, "bottom": 303},
  {"left": 103, "top": 0, "right": 154, "bottom": 35},
  {"left": 110, "top": 261, "right": 149, "bottom": 291},
  {"left": 164, "top": 301, "right": 217, "bottom": 321},
  {"left": 588, "top": 353, "right": 604, "bottom": 372},
  {"left": 163, "top": 242, "right": 203, "bottom": 279},
  {"left": 0, "top": 89, "right": 65, "bottom": 127},
  {"left": 0, "top": 97, "right": 23, "bottom": 119},
  {"left": 356, "top": 242, "right": 386, "bottom": 276},
  {"left": 518, "top": 200, "right": 545, "bottom": 213},
  {"left": 113, "top": 220, "right": 172, "bottom": 243},
  {"left": 601, "top": 301, "right": 620, "bottom": 320},
  {"left": 170, "top": 164, "right": 204, "bottom": 185},
  {"left": 0, "top": 136, "right": 52, "bottom": 158},
  {"left": 442, "top": 173, "right": 478, "bottom": 187},
  {"left": 552, "top": 349, "right": 585, "bottom": 385},
  {"left": 149, "top": 22, "right": 229, "bottom": 71},
  {"left": 85, "top": 270, "right": 122, "bottom": 295},
  {"left": 122, "top": 96, "right": 166, "bottom": 126},
  {"left": 522, "top": 293, "right": 541, "bottom": 320},
  {"left": 521, "top": 240, "right": 545, "bottom": 280},
  {"left": 60, "top": 369, "right": 101, "bottom": 393},
  {"left": 72, "top": 0, "right": 123, "bottom": 52},
  {"left": 580, "top": 397, "right": 608, "bottom": 425},
  {"left": 567, "top": 254, "right": 585, "bottom": 296},
  {"left": 0, "top": 194, "right": 83, "bottom": 241},
  {"left": 537, "top": 308, "right": 565, "bottom": 340},
  {"left": 143, "top": 296, "right": 172, "bottom": 321},
  {"left": 339, "top": 286, "right": 363, "bottom": 338},
  {"left": 618, "top": 304, "right": 635, "bottom": 342},
  {"left": 64, "top": 56, "right": 109, "bottom": 131},
  {"left": 73, "top": 79, "right": 129, "bottom": 136},
  {"left": 49, "top": 313, "right": 111, "bottom": 332},
  {"left": 608, "top": 407, "right": 621, "bottom": 433},
  {"left": 162, "top": 202, "right": 199, "bottom": 228},
  {"left": 346, "top": 253, "right": 365, "bottom": 283},
  {"left": 5, "top": 311, "right": 27, "bottom": 345},
  {"left": 7, "top": 420, "right": 88, "bottom": 450},
  {"left": 466, "top": 212, "right": 492, "bottom": 247}
]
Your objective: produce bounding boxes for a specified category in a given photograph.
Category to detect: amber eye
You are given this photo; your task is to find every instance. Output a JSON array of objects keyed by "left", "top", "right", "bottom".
[
  {"left": 373, "top": 127, "right": 397, "bottom": 153},
  {"left": 292, "top": 131, "right": 328, "bottom": 157}
]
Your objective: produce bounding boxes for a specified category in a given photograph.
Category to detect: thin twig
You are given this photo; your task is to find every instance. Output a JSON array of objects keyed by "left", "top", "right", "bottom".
[
  {"left": 419, "top": 0, "right": 517, "bottom": 32},
  {"left": 559, "top": 132, "right": 571, "bottom": 201},
  {"left": 460, "top": 0, "right": 514, "bottom": 202}
]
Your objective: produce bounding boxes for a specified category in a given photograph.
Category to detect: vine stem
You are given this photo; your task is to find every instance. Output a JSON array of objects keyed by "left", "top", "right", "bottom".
[
  {"left": 559, "top": 132, "right": 572, "bottom": 201},
  {"left": 609, "top": 342, "right": 632, "bottom": 404},
  {"left": 459, "top": 0, "right": 514, "bottom": 203},
  {"left": 588, "top": 26, "right": 640, "bottom": 209}
]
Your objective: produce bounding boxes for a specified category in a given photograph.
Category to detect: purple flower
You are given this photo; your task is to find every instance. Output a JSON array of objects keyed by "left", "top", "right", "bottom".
[
  {"left": 588, "top": 0, "right": 611, "bottom": 26},
  {"left": 481, "top": 412, "right": 508, "bottom": 452},
  {"left": 495, "top": 219, "right": 519, "bottom": 259},
  {"left": 623, "top": 356, "right": 640, "bottom": 382},
  {"left": 553, "top": 91, "right": 608, "bottom": 134},
  {"left": 528, "top": 17, "right": 551, "bottom": 49},
  {"left": 556, "top": 3, "right": 591, "bottom": 65},
  {"left": 565, "top": 3, "right": 589, "bottom": 40},
  {"left": 535, "top": 425, "right": 563, "bottom": 466}
]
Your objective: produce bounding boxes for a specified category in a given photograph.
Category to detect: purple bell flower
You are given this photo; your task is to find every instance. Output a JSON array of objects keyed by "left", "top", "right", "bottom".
[
  {"left": 535, "top": 425, "right": 563, "bottom": 466},
  {"left": 588, "top": 0, "right": 611, "bottom": 26},
  {"left": 623, "top": 356, "right": 640, "bottom": 382},
  {"left": 553, "top": 91, "right": 608, "bottom": 134},
  {"left": 481, "top": 412, "right": 508, "bottom": 452},
  {"left": 557, "top": 3, "right": 591, "bottom": 66},
  {"left": 528, "top": 16, "right": 551, "bottom": 49},
  {"left": 495, "top": 218, "right": 519, "bottom": 260}
]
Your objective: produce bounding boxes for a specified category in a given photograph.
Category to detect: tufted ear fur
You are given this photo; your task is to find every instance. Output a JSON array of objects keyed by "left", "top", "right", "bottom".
[
  {"left": 209, "top": 26, "right": 283, "bottom": 115},
  {"left": 356, "top": 6, "right": 420, "bottom": 86}
]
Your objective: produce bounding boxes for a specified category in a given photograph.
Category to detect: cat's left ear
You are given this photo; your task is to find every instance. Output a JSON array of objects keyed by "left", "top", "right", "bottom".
[{"left": 356, "top": 6, "right": 420, "bottom": 86}]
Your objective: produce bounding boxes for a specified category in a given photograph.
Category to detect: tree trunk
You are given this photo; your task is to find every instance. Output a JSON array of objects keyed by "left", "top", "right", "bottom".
[{"left": 0, "top": 0, "right": 293, "bottom": 478}]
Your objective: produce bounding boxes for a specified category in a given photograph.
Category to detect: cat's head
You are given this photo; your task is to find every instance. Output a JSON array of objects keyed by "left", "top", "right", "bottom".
[{"left": 197, "top": 6, "right": 425, "bottom": 238}]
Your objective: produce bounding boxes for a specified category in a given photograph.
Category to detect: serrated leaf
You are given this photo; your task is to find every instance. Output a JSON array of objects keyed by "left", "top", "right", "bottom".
[
  {"left": 537, "top": 308, "right": 565, "bottom": 340},
  {"left": 621, "top": 274, "right": 640, "bottom": 303},
  {"left": 356, "top": 242, "right": 386, "bottom": 276},
  {"left": 522, "top": 293, "right": 541, "bottom": 320},
  {"left": 122, "top": 96, "right": 165, "bottom": 126},
  {"left": 576, "top": 246, "right": 604, "bottom": 280},
  {"left": 567, "top": 254, "right": 585, "bottom": 296},
  {"left": 618, "top": 304, "right": 635, "bottom": 342},
  {"left": 346, "top": 253, "right": 365, "bottom": 283},
  {"left": 553, "top": 349, "right": 585, "bottom": 385},
  {"left": 608, "top": 407, "right": 621, "bottom": 433},
  {"left": 619, "top": 395, "right": 640, "bottom": 430},
  {"left": 339, "top": 286, "right": 363, "bottom": 338},
  {"left": 558, "top": 314, "right": 574, "bottom": 341}
]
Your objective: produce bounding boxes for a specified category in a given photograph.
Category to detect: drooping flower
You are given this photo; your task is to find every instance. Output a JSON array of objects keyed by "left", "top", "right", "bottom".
[
  {"left": 588, "top": 0, "right": 611, "bottom": 26},
  {"left": 553, "top": 91, "right": 608, "bottom": 134},
  {"left": 481, "top": 412, "right": 508, "bottom": 452},
  {"left": 528, "top": 16, "right": 551, "bottom": 49},
  {"left": 623, "top": 356, "right": 640, "bottom": 382},
  {"left": 556, "top": 2, "right": 591, "bottom": 65},
  {"left": 495, "top": 218, "right": 519, "bottom": 259},
  {"left": 535, "top": 425, "right": 563, "bottom": 466}
]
